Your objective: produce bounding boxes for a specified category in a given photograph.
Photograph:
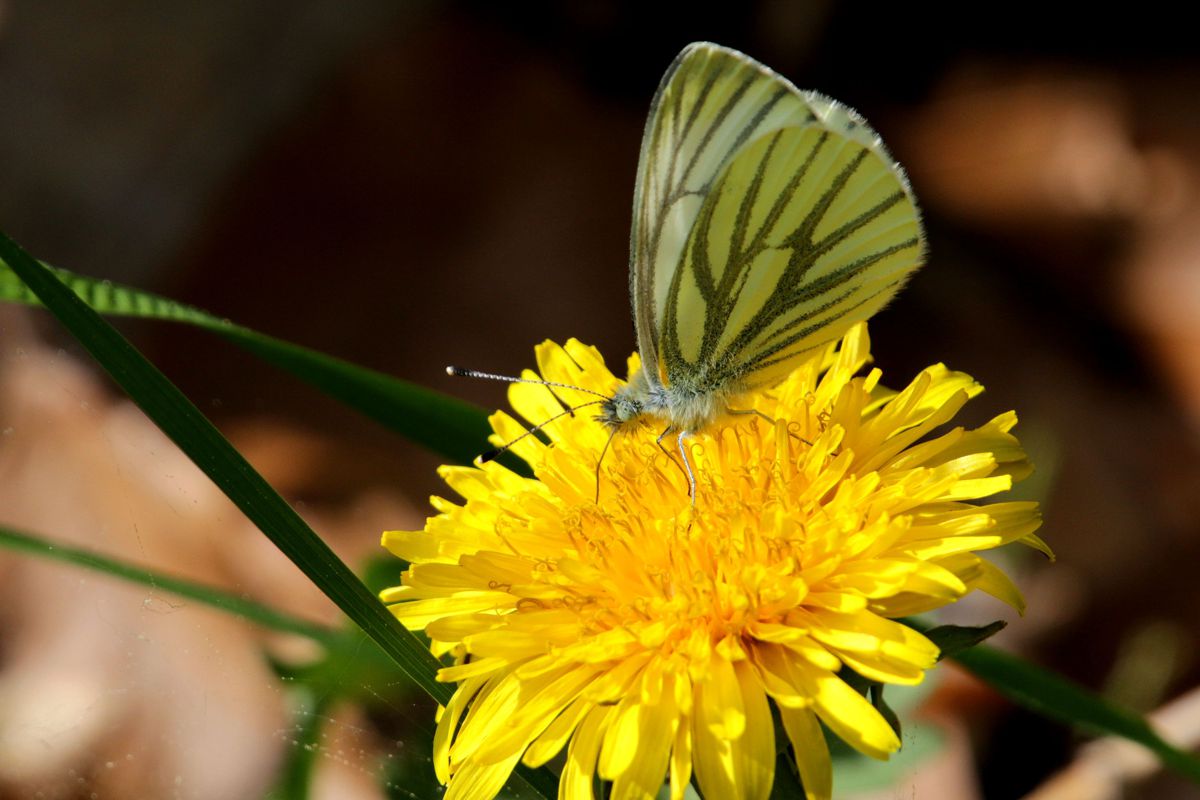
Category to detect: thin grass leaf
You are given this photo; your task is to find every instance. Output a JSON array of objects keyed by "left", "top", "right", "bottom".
[
  {"left": 925, "top": 621, "right": 1007, "bottom": 661},
  {"left": 768, "top": 746, "right": 807, "bottom": 800},
  {"left": 0, "top": 258, "right": 494, "bottom": 466},
  {"left": 0, "top": 523, "right": 338, "bottom": 645},
  {"left": 0, "top": 232, "right": 444, "bottom": 696},
  {"left": 952, "top": 644, "right": 1200, "bottom": 783},
  {"left": 904, "top": 618, "right": 1200, "bottom": 783},
  {"left": 264, "top": 688, "right": 329, "bottom": 800},
  {"left": 0, "top": 231, "right": 560, "bottom": 800},
  {"left": 2, "top": 523, "right": 427, "bottom": 716}
]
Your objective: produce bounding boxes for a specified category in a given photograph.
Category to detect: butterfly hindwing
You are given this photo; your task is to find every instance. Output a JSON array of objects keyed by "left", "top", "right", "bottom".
[
  {"left": 663, "top": 115, "right": 924, "bottom": 392},
  {"left": 630, "top": 42, "right": 924, "bottom": 395}
]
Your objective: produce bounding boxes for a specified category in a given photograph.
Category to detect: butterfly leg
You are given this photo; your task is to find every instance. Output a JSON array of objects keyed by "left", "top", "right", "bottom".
[
  {"left": 654, "top": 425, "right": 673, "bottom": 453},
  {"left": 593, "top": 427, "right": 618, "bottom": 504},
  {"left": 654, "top": 425, "right": 693, "bottom": 495},
  {"left": 676, "top": 430, "right": 697, "bottom": 503}
]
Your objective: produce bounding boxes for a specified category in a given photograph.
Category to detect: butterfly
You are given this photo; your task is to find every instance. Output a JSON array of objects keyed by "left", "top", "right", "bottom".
[
  {"left": 595, "top": 43, "right": 925, "bottom": 488},
  {"left": 453, "top": 42, "right": 925, "bottom": 498}
]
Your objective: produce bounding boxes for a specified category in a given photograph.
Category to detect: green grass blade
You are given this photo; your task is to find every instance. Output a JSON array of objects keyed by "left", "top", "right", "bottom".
[
  {"left": 0, "top": 258, "right": 493, "bottom": 465},
  {"left": 951, "top": 644, "right": 1200, "bottom": 783},
  {"left": 1, "top": 525, "right": 552, "bottom": 795},
  {"left": 901, "top": 618, "right": 1200, "bottom": 783},
  {"left": 0, "top": 230, "right": 559, "bottom": 799},
  {"left": 0, "top": 231, "right": 449, "bottom": 700},
  {"left": 0, "top": 523, "right": 339, "bottom": 645},
  {"left": 924, "top": 621, "right": 1007, "bottom": 661},
  {"left": 265, "top": 688, "right": 330, "bottom": 800},
  {"left": 1, "top": 523, "right": 429, "bottom": 714}
]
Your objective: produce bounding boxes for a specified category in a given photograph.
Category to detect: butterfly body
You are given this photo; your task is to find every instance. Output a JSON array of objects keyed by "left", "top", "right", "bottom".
[
  {"left": 598, "top": 42, "right": 925, "bottom": 455},
  {"left": 598, "top": 369, "right": 735, "bottom": 435}
]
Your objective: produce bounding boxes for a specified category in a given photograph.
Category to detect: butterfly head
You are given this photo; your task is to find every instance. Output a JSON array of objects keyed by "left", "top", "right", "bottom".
[{"left": 597, "top": 386, "right": 644, "bottom": 430}]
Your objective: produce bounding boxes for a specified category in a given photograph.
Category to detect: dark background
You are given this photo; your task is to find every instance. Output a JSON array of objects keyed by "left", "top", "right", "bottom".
[{"left": 2, "top": 3, "right": 1199, "bottom": 798}]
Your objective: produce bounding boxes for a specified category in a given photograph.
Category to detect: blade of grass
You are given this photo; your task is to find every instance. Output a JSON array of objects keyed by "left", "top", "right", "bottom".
[
  {"left": 953, "top": 644, "right": 1200, "bottom": 783},
  {"left": 0, "top": 523, "right": 339, "bottom": 645},
  {"left": 0, "top": 258, "right": 494, "bottom": 466},
  {"left": 0, "top": 231, "right": 559, "bottom": 800},
  {"left": 903, "top": 618, "right": 1200, "bottom": 782},
  {"left": 1, "top": 522, "right": 428, "bottom": 716},
  {"left": 265, "top": 688, "right": 330, "bottom": 800},
  {"left": 0, "top": 232, "right": 443, "bottom": 695}
]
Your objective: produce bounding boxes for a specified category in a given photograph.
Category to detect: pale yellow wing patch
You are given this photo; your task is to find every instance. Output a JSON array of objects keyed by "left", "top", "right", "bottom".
[
  {"left": 629, "top": 43, "right": 821, "bottom": 378},
  {"left": 629, "top": 42, "right": 924, "bottom": 395}
]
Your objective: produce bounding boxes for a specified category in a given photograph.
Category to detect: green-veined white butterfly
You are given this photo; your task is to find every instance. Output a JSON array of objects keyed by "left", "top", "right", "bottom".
[{"left": 452, "top": 41, "right": 925, "bottom": 497}]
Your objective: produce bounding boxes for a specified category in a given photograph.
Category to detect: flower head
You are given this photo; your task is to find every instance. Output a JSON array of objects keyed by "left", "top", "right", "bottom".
[{"left": 381, "top": 324, "right": 1045, "bottom": 800}]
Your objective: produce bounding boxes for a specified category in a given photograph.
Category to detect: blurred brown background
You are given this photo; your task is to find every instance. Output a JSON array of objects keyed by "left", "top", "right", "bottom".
[{"left": 2, "top": 2, "right": 1199, "bottom": 798}]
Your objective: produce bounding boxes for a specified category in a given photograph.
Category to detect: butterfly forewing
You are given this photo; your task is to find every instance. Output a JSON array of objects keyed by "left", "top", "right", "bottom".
[
  {"left": 630, "top": 42, "right": 924, "bottom": 396},
  {"left": 630, "top": 43, "right": 820, "bottom": 381}
]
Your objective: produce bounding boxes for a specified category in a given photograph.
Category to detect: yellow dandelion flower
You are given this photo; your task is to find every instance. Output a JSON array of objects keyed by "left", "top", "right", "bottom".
[{"left": 381, "top": 323, "right": 1046, "bottom": 800}]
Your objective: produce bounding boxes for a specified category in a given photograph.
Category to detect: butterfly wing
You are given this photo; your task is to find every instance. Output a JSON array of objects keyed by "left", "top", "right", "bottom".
[{"left": 629, "top": 42, "right": 924, "bottom": 394}]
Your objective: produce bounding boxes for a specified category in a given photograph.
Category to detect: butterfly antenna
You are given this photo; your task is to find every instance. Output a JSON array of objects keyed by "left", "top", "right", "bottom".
[
  {"left": 446, "top": 366, "right": 610, "bottom": 400},
  {"left": 479, "top": 400, "right": 606, "bottom": 463}
]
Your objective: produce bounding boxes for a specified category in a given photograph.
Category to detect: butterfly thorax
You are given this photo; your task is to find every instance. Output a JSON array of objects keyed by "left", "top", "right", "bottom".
[{"left": 598, "top": 367, "right": 732, "bottom": 434}]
